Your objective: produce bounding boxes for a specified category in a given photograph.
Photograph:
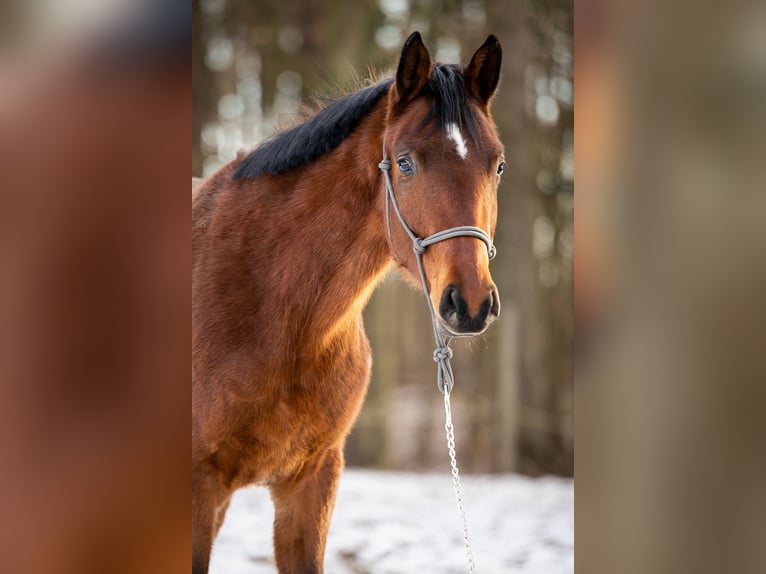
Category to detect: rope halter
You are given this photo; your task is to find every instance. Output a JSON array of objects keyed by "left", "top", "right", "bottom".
[{"left": 378, "top": 152, "right": 496, "bottom": 394}]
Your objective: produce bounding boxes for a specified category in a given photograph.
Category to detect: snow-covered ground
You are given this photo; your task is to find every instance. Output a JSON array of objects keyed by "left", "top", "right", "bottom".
[{"left": 210, "top": 469, "right": 573, "bottom": 574}]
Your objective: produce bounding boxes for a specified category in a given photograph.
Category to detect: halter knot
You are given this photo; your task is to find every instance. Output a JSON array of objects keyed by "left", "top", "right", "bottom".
[
  {"left": 378, "top": 160, "right": 391, "bottom": 171},
  {"left": 488, "top": 245, "right": 497, "bottom": 260},
  {"left": 413, "top": 239, "right": 427, "bottom": 254},
  {"left": 433, "top": 346, "right": 453, "bottom": 362}
]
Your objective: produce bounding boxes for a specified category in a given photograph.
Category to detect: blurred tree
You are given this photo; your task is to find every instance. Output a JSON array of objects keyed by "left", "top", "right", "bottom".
[
  {"left": 483, "top": 0, "right": 574, "bottom": 476},
  {"left": 192, "top": 0, "right": 209, "bottom": 176}
]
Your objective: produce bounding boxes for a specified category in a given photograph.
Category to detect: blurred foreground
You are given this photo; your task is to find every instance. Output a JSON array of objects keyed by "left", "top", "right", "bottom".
[
  {"left": 577, "top": 0, "right": 766, "bottom": 572},
  {"left": 0, "top": 1, "right": 190, "bottom": 572}
]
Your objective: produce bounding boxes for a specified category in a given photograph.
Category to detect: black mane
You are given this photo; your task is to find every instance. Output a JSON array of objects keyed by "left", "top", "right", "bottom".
[
  {"left": 233, "top": 64, "right": 479, "bottom": 180},
  {"left": 233, "top": 79, "right": 393, "bottom": 180}
]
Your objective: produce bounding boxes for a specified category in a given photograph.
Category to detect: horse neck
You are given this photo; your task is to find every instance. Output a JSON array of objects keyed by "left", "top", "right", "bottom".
[{"left": 256, "top": 103, "right": 392, "bottom": 353}]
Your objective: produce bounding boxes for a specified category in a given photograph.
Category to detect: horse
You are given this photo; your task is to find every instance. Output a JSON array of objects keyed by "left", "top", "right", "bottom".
[{"left": 192, "top": 31, "right": 504, "bottom": 573}]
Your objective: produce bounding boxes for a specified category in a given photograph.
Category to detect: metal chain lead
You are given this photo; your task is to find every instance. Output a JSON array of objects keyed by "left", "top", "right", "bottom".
[{"left": 444, "top": 389, "right": 478, "bottom": 573}]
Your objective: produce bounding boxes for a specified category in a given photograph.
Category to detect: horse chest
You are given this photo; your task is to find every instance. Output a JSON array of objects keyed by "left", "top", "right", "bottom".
[{"left": 231, "top": 337, "right": 372, "bottom": 486}]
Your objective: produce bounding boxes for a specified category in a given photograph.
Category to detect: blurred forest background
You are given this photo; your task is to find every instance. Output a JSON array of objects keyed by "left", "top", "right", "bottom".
[{"left": 192, "top": 0, "right": 573, "bottom": 476}]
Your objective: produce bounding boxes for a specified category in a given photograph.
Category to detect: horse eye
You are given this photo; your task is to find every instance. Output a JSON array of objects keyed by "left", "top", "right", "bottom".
[
  {"left": 397, "top": 158, "right": 414, "bottom": 175},
  {"left": 497, "top": 161, "right": 506, "bottom": 176}
]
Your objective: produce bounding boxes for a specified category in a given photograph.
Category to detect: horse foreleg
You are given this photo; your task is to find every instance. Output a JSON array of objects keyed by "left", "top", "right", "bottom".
[
  {"left": 192, "top": 468, "right": 227, "bottom": 574},
  {"left": 269, "top": 447, "right": 343, "bottom": 574}
]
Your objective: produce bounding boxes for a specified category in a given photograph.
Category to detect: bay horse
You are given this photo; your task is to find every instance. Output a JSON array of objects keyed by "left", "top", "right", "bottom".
[{"left": 192, "top": 32, "right": 504, "bottom": 573}]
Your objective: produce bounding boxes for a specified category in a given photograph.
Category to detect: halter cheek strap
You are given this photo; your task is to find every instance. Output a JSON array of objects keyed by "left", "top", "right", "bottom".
[{"left": 378, "top": 153, "right": 496, "bottom": 394}]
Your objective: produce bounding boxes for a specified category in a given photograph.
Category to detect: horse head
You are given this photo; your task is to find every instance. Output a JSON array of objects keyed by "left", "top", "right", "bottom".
[{"left": 383, "top": 32, "right": 504, "bottom": 336}]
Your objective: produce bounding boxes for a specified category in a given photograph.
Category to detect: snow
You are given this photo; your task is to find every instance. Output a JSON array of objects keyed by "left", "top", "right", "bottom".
[{"left": 210, "top": 469, "right": 573, "bottom": 574}]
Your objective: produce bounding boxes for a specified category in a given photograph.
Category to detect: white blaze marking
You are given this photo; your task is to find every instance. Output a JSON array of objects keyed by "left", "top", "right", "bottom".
[{"left": 446, "top": 123, "right": 468, "bottom": 159}]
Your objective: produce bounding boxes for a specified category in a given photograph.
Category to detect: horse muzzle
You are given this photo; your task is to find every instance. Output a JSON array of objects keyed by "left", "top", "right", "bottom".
[{"left": 437, "top": 283, "right": 500, "bottom": 336}]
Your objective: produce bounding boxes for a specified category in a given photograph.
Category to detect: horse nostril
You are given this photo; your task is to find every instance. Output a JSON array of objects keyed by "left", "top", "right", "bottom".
[
  {"left": 439, "top": 284, "right": 463, "bottom": 324},
  {"left": 489, "top": 286, "right": 501, "bottom": 318}
]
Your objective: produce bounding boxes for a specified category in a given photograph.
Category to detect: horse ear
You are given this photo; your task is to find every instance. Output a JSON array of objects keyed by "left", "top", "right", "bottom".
[
  {"left": 393, "top": 31, "right": 432, "bottom": 111},
  {"left": 465, "top": 35, "right": 502, "bottom": 107}
]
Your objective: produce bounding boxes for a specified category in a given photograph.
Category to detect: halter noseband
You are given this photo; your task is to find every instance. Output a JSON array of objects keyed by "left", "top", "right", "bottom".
[{"left": 378, "top": 151, "right": 496, "bottom": 394}]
